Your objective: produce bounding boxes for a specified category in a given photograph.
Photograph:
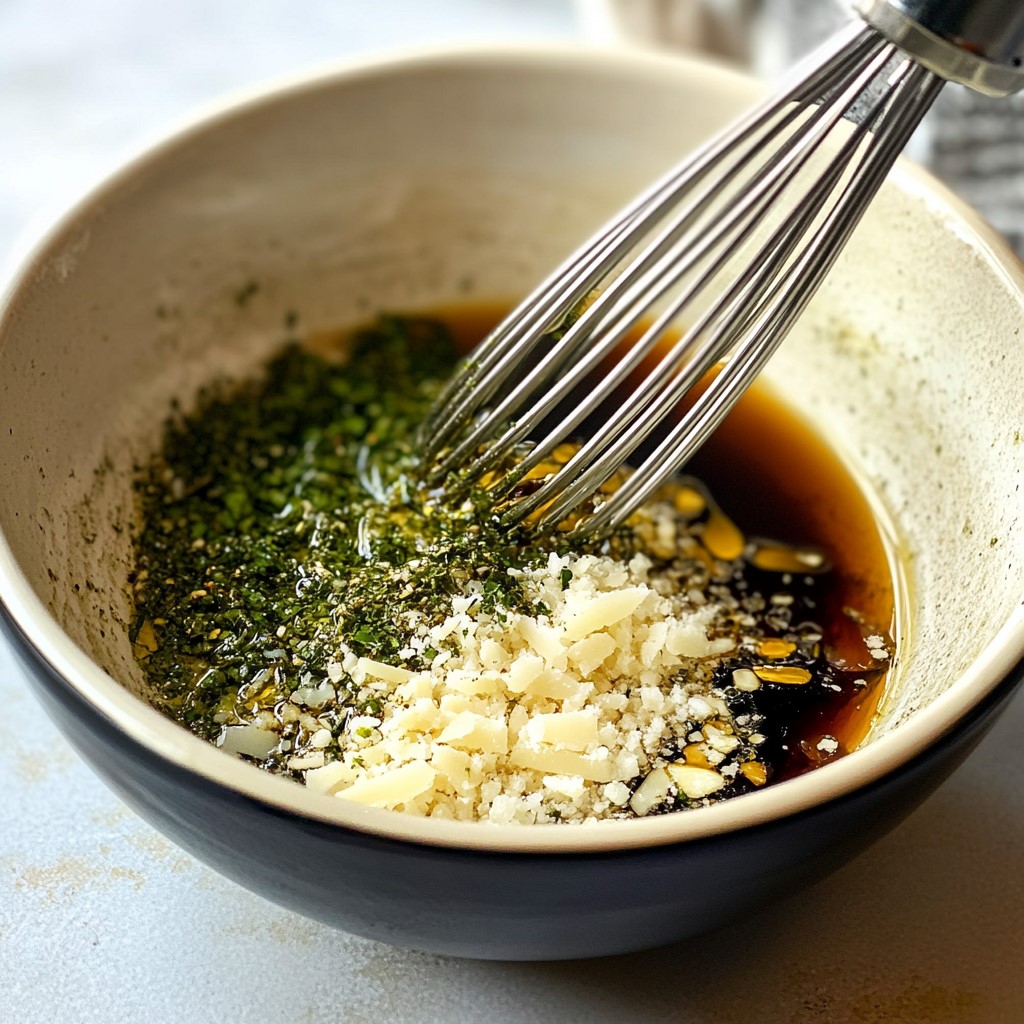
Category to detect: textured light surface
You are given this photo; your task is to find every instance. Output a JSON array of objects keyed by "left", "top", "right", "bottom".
[{"left": 2, "top": 2, "right": 1023, "bottom": 1022}]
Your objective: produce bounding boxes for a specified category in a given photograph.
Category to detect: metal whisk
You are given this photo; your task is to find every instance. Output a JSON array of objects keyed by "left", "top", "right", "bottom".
[{"left": 421, "top": 0, "right": 1024, "bottom": 538}]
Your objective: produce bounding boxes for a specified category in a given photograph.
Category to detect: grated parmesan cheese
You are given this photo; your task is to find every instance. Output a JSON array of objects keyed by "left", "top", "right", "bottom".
[{"left": 291, "top": 537, "right": 765, "bottom": 824}]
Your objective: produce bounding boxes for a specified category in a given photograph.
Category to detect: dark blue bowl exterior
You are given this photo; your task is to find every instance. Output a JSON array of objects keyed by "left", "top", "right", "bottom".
[{"left": 4, "top": 603, "right": 1021, "bottom": 960}]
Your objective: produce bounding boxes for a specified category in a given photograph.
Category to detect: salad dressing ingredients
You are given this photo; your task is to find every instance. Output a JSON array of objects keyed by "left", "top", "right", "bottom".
[{"left": 131, "top": 309, "right": 896, "bottom": 822}]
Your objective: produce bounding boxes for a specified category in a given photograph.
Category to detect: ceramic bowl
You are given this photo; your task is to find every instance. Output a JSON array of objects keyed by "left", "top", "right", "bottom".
[{"left": 1, "top": 46, "right": 1022, "bottom": 960}]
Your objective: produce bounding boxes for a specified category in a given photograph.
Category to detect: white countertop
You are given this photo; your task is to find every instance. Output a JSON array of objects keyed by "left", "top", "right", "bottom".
[{"left": 2, "top": 2, "right": 1022, "bottom": 1021}]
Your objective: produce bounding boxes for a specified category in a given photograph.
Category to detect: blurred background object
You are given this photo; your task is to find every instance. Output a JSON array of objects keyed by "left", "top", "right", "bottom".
[
  {"left": 577, "top": 0, "right": 1024, "bottom": 252},
  {"left": 576, "top": 0, "right": 765, "bottom": 64}
]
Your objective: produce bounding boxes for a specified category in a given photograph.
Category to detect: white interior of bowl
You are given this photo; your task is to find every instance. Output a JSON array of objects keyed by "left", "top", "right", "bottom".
[{"left": 0, "top": 46, "right": 1022, "bottom": 852}]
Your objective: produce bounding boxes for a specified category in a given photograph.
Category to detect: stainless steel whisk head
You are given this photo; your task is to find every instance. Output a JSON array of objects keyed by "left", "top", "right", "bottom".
[{"left": 420, "top": 0, "right": 1023, "bottom": 539}]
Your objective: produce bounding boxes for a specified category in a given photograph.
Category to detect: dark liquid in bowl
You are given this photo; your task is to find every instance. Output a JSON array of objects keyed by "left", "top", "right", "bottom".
[
  {"left": 438, "top": 303, "right": 897, "bottom": 778},
  {"left": 136, "top": 303, "right": 899, "bottom": 807}
]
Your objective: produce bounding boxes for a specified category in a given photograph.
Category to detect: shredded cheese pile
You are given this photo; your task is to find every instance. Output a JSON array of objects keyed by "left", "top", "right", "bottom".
[{"left": 219, "top": 520, "right": 769, "bottom": 823}]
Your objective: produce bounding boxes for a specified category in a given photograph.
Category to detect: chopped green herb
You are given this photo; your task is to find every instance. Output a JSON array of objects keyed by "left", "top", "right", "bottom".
[{"left": 132, "top": 317, "right": 575, "bottom": 738}]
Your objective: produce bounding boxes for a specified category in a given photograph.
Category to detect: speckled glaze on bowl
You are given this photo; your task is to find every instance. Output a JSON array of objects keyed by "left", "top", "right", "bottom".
[{"left": 1, "top": 46, "right": 1022, "bottom": 960}]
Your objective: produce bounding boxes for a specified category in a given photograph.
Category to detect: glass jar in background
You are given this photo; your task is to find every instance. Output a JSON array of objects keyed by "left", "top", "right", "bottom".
[{"left": 575, "top": 0, "right": 1024, "bottom": 253}]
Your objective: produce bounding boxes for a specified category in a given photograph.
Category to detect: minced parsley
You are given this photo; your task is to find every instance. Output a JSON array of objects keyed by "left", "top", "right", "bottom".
[{"left": 131, "top": 316, "right": 569, "bottom": 738}]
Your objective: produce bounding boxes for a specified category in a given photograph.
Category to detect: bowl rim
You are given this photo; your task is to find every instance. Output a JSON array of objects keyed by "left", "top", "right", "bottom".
[{"left": 1, "top": 41, "right": 1023, "bottom": 854}]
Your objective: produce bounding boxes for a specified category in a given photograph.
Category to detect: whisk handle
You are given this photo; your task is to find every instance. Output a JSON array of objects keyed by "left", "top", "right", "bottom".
[{"left": 855, "top": 0, "right": 1024, "bottom": 95}]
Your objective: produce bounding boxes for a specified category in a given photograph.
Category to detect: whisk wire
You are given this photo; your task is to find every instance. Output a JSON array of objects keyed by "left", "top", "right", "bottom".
[
  {"left": 427, "top": 29, "right": 893, "bottom": 489},
  {"left": 421, "top": 19, "right": 946, "bottom": 539},
  {"left": 510, "top": 50, "right": 916, "bottom": 530},
  {"left": 574, "top": 64, "right": 944, "bottom": 536},
  {"left": 421, "top": 21, "right": 880, "bottom": 458},
  {"left": 481, "top": 39, "right": 901, "bottom": 515}
]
